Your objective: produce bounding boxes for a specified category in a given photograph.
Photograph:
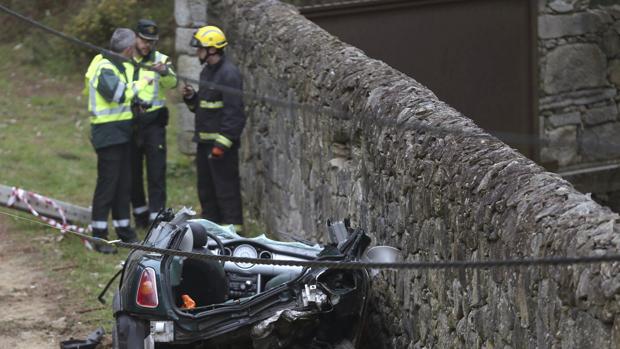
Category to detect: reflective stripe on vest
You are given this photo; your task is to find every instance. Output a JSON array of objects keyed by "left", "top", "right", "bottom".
[
  {"left": 199, "top": 100, "right": 224, "bottom": 109},
  {"left": 135, "top": 52, "right": 168, "bottom": 112},
  {"left": 87, "top": 58, "right": 133, "bottom": 124}
]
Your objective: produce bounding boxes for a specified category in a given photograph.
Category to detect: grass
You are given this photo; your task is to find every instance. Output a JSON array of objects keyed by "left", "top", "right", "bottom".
[{"left": 0, "top": 42, "right": 200, "bottom": 335}]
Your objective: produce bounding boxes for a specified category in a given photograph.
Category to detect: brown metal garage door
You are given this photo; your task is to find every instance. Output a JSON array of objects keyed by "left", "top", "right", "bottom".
[{"left": 298, "top": 0, "right": 538, "bottom": 159}]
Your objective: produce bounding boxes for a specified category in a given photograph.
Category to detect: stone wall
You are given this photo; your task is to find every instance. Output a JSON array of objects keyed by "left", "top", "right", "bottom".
[
  {"left": 174, "top": 0, "right": 208, "bottom": 155},
  {"left": 539, "top": 0, "right": 620, "bottom": 170},
  {"left": 176, "top": 0, "right": 620, "bottom": 347}
]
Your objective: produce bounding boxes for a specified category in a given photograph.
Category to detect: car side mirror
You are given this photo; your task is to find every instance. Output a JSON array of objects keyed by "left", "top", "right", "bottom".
[{"left": 364, "top": 246, "right": 403, "bottom": 277}]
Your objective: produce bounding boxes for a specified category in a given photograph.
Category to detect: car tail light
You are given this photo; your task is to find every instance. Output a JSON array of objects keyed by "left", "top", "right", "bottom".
[{"left": 136, "top": 267, "right": 158, "bottom": 308}]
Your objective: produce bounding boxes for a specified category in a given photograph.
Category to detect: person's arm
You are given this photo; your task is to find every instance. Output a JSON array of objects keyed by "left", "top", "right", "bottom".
[
  {"left": 158, "top": 56, "right": 178, "bottom": 89},
  {"left": 96, "top": 68, "right": 127, "bottom": 103},
  {"left": 182, "top": 84, "right": 197, "bottom": 113},
  {"left": 96, "top": 67, "right": 149, "bottom": 103},
  {"left": 215, "top": 69, "right": 245, "bottom": 150}
]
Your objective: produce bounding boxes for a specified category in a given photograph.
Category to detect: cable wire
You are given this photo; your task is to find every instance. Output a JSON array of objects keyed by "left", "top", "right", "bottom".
[
  {"left": 0, "top": 3, "right": 576, "bottom": 150},
  {"left": 2, "top": 208, "right": 619, "bottom": 271},
  {"left": 2, "top": 5, "right": 620, "bottom": 271}
]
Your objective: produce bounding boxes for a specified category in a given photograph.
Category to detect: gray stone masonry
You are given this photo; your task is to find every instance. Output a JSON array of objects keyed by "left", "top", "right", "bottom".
[
  {"left": 540, "top": 1, "right": 620, "bottom": 170},
  {"left": 174, "top": 0, "right": 207, "bottom": 27},
  {"left": 198, "top": 0, "right": 620, "bottom": 347},
  {"left": 174, "top": 0, "right": 206, "bottom": 154}
]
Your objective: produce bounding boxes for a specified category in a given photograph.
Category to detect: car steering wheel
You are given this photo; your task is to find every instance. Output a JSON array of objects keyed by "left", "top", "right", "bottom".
[
  {"left": 188, "top": 223, "right": 227, "bottom": 266},
  {"left": 204, "top": 230, "right": 226, "bottom": 266}
]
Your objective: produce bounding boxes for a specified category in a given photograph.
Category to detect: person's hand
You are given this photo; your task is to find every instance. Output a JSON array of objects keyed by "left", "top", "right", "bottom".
[
  {"left": 182, "top": 84, "right": 195, "bottom": 99},
  {"left": 152, "top": 62, "right": 168, "bottom": 75},
  {"left": 144, "top": 77, "right": 154, "bottom": 85},
  {"left": 210, "top": 146, "right": 225, "bottom": 159},
  {"left": 152, "top": 62, "right": 165, "bottom": 72}
]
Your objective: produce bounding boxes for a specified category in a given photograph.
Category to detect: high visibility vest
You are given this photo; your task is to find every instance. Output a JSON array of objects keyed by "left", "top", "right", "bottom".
[
  {"left": 132, "top": 51, "right": 177, "bottom": 113},
  {"left": 84, "top": 54, "right": 138, "bottom": 125}
]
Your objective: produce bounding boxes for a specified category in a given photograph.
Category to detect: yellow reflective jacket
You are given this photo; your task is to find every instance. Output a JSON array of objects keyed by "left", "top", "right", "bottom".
[
  {"left": 84, "top": 54, "right": 147, "bottom": 149},
  {"left": 132, "top": 51, "right": 177, "bottom": 113}
]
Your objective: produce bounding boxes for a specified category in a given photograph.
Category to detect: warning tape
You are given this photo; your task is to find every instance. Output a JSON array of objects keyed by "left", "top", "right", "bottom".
[{"left": 6, "top": 187, "right": 93, "bottom": 250}]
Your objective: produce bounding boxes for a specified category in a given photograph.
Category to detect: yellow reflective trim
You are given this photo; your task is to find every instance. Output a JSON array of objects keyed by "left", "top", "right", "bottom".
[
  {"left": 199, "top": 132, "right": 219, "bottom": 141},
  {"left": 215, "top": 134, "right": 232, "bottom": 148},
  {"left": 199, "top": 100, "right": 224, "bottom": 109},
  {"left": 90, "top": 111, "right": 133, "bottom": 124}
]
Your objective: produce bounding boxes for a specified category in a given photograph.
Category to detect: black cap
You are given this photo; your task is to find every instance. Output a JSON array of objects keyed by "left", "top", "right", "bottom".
[{"left": 136, "top": 19, "right": 159, "bottom": 41}]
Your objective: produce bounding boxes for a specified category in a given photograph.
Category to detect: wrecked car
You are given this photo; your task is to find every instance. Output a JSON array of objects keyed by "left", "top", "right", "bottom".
[{"left": 110, "top": 208, "right": 399, "bottom": 349}]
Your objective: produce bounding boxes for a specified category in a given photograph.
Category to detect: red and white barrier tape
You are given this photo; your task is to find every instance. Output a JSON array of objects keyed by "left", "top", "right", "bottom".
[{"left": 6, "top": 187, "right": 93, "bottom": 250}]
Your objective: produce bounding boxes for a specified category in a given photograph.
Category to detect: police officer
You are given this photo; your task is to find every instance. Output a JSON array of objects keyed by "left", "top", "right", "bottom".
[
  {"left": 85, "top": 28, "right": 151, "bottom": 253},
  {"left": 182, "top": 26, "right": 245, "bottom": 232},
  {"left": 130, "top": 19, "right": 178, "bottom": 227}
]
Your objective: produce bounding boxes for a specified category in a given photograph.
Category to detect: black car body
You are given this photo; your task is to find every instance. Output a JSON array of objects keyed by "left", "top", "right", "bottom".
[{"left": 112, "top": 208, "right": 396, "bottom": 349}]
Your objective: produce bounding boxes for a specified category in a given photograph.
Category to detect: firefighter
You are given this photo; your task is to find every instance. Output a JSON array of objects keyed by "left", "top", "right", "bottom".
[
  {"left": 85, "top": 28, "right": 151, "bottom": 253},
  {"left": 182, "top": 25, "right": 245, "bottom": 232},
  {"left": 130, "top": 19, "right": 178, "bottom": 228}
]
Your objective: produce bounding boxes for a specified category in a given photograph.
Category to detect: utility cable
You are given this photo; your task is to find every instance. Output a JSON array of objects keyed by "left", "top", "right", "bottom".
[
  {"left": 2, "top": 208, "right": 619, "bottom": 271},
  {"left": 0, "top": 3, "right": 578, "bottom": 150},
  {"left": 3, "top": 5, "right": 620, "bottom": 271}
]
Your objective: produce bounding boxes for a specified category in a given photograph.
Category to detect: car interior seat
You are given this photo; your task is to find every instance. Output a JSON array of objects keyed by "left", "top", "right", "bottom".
[{"left": 173, "top": 223, "right": 229, "bottom": 307}]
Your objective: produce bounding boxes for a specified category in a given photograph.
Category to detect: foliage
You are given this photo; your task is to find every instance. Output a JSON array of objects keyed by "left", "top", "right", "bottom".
[
  {"left": 2, "top": 0, "right": 175, "bottom": 73},
  {"left": 66, "top": 0, "right": 139, "bottom": 60},
  {"left": 65, "top": 0, "right": 175, "bottom": 65}
]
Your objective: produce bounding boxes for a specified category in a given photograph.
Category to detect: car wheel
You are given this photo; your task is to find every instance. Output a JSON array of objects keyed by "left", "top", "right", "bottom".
[{"left": 113, "top": 313, "right": 150, "bottom": 349}]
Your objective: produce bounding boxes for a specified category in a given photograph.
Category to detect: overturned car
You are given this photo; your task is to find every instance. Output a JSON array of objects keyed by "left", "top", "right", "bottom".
[{"left": 110, "top": 208, "right": 399, "bottom": 349}]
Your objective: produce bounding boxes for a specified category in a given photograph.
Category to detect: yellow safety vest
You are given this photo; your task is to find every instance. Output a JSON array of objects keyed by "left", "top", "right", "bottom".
[
  {"left": 133, "top": 51, "right": 177, "bottom": 113},
  {"left": 84, "top": 54, "right": 138, "bottom": 125}
]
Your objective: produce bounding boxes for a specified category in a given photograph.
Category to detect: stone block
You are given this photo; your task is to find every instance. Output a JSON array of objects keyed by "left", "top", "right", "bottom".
[
  {"left": 548, "top": 0, "right": 575, "bottom": 13},
  {"left": 539, "top": 12, "right": 609, "bottom": 39},
  {"left": 548, "top": 111, "right": 581, "bottom": 127},
  {"left": 174, "top": 0, "right": 207, "bottom": 27},
  {"left": 580, "top": 122, "right": 620, "bottom": 160},
  {"left": 583, "top": 104, "right": 618, "bottom": 125},
  {"left": 176, "top": 103, "right": 195, "bottom": 132},
  {"left": 559, "top": 311, "right": 612, "bottom": 348},
  {"left": 543, "top": 44, "right": 607, "bottom": 94},
  {"left": 541, "top": 125, "right": 578, "bottom": 166},
  {"left": 176, "top": 27, "right": 198, "bottom": 56},
  {"left": 176, "top": 54, "right": 203, "bottom": 88},
  {"left": 610, "top": 59, "right": 620, "bottom": 87},
  {"left": 177, "top": 130, "right": 196, "bottom": 155},
  {"left": 540, "top": 87, "right": 617, "bottom": 110},
  {"left": 602, "top": 29, "right": 620, "bottom": 57},
  {"left": 610, "top": 5, "right": 620, "bottom": 20}
]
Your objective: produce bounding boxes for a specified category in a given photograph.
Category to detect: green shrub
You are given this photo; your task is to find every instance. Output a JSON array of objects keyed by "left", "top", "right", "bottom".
[
  {"left": 65, "top": 0, "right": 139, "bottom": 63},
  {"left": 2, "top": 0, "right": 175, "bottom": 74}
]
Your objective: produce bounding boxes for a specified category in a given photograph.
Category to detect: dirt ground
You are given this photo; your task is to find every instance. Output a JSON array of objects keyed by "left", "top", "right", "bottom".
[{"left": 0, "top": 217, "right": 102, "bottom": 349}]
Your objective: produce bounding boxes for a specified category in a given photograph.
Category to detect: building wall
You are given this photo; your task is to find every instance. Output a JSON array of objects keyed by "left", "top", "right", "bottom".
[
  {"left": 176, "top": 0, "right": 620, "bottom": 347},
  {"left": 539, "top": 0, "right": 620, "bottom": 169}
]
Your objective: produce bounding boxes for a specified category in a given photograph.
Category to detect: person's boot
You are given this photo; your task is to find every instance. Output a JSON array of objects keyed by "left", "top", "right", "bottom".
[
  {"left": 116, "top": 226, "right": 139, "bottom": 244},
  {"left": 92, "top": 228, "right": 118, "bottom": 254},
  {"left": 134, "top": 211, "right": 150, "bottom": 229}
]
